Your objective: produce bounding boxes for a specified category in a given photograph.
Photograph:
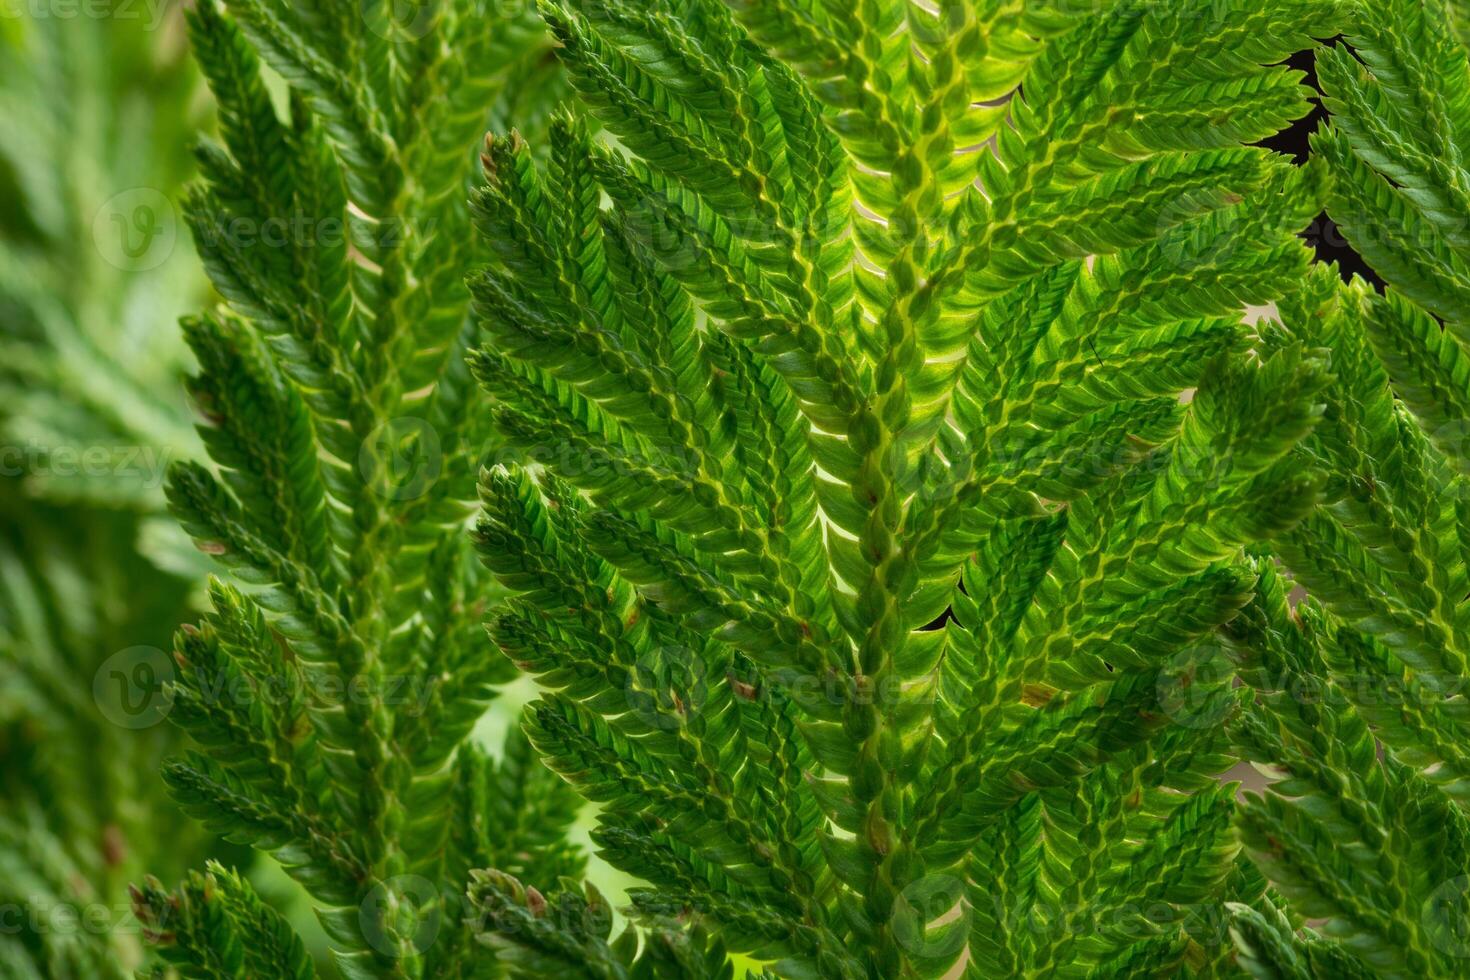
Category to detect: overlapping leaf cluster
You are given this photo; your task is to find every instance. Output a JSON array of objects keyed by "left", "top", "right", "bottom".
[
  {"left": 1225, "top": 2, "right": 1470, "bottom": 976},
  {"left": 136, "top": 2, "right": 582, "bottom": 977},
  {"left": 467, "top": 1, "right": 1343, "bottom": 976},
  {"left": 120, "top": 0, "right": 1470, "bottom": 976}
]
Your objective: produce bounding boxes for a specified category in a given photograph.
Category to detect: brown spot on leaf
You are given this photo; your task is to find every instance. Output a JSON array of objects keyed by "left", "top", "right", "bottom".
[
  {"left": 1020, "top": 684, "right": 1054, "bottom": 707},
  {"left": 728, "top": 675, "right": 758, "bottom": 701}
]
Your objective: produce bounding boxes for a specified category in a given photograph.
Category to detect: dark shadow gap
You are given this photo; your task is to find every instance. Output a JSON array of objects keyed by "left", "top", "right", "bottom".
[
  {"left": 917, "top": 576, "right": 969, "bottom": 632},
  {"left": 1256, "top": 40, "right": 1386, "bottom": 288}
]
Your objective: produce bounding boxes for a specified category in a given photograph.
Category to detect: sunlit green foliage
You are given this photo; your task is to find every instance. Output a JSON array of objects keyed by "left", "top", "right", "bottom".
[
  {"left": 138, "top": 1, "right": 581, "bottom": 977},
  {"left": 1227, "top": 2, "right": 1470, "bottom": 975},
  {"left": 468, "top": 1, "right": 1342, "bottom": 976}
]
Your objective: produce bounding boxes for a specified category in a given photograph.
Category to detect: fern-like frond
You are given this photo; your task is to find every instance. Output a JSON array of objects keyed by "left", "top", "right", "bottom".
[
  {"left": 134, "top": 863, "right": 317, "bottom": 979},
  {"left": 1227, "top": 558, "right": 1470, "bottom": 979},
  {"left": 1227, "top": 0, "right": 1470, "bottom": 954},
  {"left": 143, "top": 2, "right": 580, "bottom": 977},
  {"left": 469, "top": 1, "right": 1339, "bottom": 975},
  {"left": 468, "top": 869, "right": 751, "bottom": 980}
]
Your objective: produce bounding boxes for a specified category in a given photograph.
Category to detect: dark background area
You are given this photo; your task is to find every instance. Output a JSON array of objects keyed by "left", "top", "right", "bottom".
[{"left": 1258, "top": 44, "right": 1386, "bottom": 289}]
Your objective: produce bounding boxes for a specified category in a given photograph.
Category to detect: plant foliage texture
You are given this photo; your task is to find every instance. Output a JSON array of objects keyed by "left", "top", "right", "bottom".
[
  {"left": 1223, "top": 2, "right": 1470, "bottom": 977},
  {"left": 465, "top": 0, "right": 1349, "bottom": 976},
  {"left": 113, "top": 0, "right": 1470, "bottom": 977},
  {"left": 134, "top": 2, "right": 584, "bottom": 977}
]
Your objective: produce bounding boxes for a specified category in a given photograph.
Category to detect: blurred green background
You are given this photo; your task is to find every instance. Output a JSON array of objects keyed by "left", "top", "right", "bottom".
[
  {"left": 0, "top": 3, "right": 214, "bottom": 975},
  {"left": 0, "top": 4, "right": 628, "bottom": 976}
]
